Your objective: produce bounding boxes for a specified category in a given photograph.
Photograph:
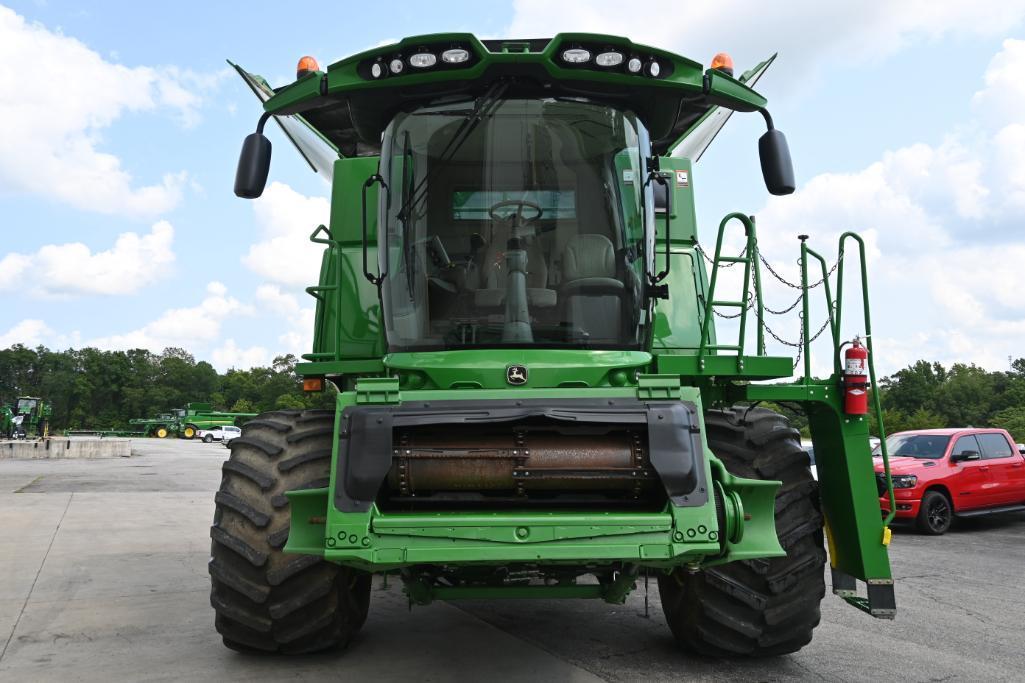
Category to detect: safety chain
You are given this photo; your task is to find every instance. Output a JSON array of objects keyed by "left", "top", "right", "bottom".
[
  {"left": 758, "top": 251, "right": 842, "bottom": 290},
  {"left": 697, "top": 241, "right": 839, "bottom": 367},
  {"left": 694, "top": 244, "right": 747, "bottom": 268}
]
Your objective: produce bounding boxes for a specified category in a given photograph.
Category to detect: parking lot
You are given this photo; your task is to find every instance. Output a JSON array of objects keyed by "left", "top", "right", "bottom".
[{"left": 1, "top": 439, "right": 1023, "bottom": 682}]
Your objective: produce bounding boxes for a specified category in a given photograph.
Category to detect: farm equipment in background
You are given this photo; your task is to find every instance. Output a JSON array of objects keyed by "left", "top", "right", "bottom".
[
  {"left": 130, "top": 403, "right": 257, "bottom": 439},
  {"left": 3, "top": 396, "right": 51, "bottom": 439},
  {"left": 212, "top": 34, "right": 896, "bottom": 658}
]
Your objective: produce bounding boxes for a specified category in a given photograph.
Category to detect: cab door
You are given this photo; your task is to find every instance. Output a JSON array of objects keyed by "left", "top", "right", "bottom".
[
  {"left": 948, "top": 434, "right": 993, "bottom": 510},
  {"left": 975, "top": 432, "right": 1025, "bottom": 505}
]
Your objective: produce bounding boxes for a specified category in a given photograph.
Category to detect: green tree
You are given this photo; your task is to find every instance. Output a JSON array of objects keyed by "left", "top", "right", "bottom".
[{"left": 992, "top": 406, "right": 1025, "bottom": 443}]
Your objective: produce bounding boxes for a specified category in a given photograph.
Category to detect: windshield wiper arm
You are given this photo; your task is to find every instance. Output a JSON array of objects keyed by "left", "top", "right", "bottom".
[{"left": 395, "top": 80, "right": 511, "bottom": 228}]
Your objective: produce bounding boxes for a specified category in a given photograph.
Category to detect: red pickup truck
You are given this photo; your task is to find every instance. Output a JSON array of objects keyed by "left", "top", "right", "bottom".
[{"left": 875, "top": 428, "right": 1025, "bottom": 534}]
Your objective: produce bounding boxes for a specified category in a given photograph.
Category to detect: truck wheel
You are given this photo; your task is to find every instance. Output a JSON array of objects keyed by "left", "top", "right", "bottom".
[
  {"left": 203, "top": 434, "right": 214, "bottom": 444},
  {"left": 155, "top": 427, "right": 168, "bottom": 439},
  {"left": 915, "top": 490, "right": 951, "bottom": 535},
  {"left": 658, "top": 406, "right": 826, "bottom": 657},
  {"left": 183, "top": 425, "right": 197, "bottom": 440},
  {"left": 209, "top": 409, "right": 371, "bottom": 654}
]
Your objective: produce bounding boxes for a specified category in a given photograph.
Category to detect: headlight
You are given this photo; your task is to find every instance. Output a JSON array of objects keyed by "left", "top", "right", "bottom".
[
  {"left": 891, "top": 475, "right": 918, "bottom": 489},
  {"left": 409, "top": 52, "right": 437, "bottom": 69},
  {"left": 595, "top": 51, "right": 624, "bottom": 67},
  {"left": 646, "top": 60, "right": 661, "bottom": 77},
  {"left": 442, "top": 48, "right": 470, "bottom": 64},
  {"left": 627, "top": 57, "right": 642, "bottom": 73},
  {"left": 562, "top": 48, "right": 591, "bottom": 64},
  {"left": 389, "top": 58, "right": 404, "bottom": 74}
]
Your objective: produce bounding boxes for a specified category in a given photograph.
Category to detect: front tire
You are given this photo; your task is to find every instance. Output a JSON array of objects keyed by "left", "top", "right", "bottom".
[
  {"left": 916, "top": 490, "right": 952, "bottom": 535},
  {"left": 209, "top": 409, "right": 371, "bottom": 654},
  {"left": 658, "top": 406, "right": 826, "bottom": 657},
  {"left": 203, "top": 434, "right": 214, "bottom": 444}
]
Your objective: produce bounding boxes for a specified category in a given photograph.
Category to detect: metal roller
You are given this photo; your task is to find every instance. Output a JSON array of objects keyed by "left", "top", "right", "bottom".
[{"left": 386, "top": 426, "right": 656, "bottom": 499}]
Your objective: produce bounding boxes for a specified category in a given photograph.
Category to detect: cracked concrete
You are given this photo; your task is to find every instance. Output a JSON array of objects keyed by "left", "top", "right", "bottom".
[{"left": 1, "top": 438, "right": 1024, "bottom": 681}]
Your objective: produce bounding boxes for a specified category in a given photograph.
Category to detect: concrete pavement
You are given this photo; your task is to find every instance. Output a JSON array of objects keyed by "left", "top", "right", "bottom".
[{"left": 1, "top": 438, "right": 1023, "bottom": 681}]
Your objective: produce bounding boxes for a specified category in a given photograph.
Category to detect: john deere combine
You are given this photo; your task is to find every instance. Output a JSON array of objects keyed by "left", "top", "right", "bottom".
[
  {"left": 213, "top": 34, "right": 896, "bottom": 657},
  {"left": 131, "top": 403, "right": 257, "bottom": 439}
]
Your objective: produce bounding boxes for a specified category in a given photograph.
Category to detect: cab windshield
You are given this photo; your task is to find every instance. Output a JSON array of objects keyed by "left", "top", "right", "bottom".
[{"left": 378, "top": 96, "right": 653, "bottom": 351}]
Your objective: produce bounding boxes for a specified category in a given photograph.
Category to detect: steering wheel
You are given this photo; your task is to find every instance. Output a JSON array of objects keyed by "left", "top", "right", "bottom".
[{"left": 488, "top": 199, "right": 544, "bottom": 225}]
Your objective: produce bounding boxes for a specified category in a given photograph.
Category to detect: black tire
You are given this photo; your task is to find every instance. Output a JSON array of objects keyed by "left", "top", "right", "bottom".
[
  {"left": 203, "top": 434, "right": 214, "bottom": 444},
  {"left": 658, "top": 406, "right": 826, "bottom": 657},
  {"left": 183, "top": 424, "right": 197, "bottom": 440},
  {"left": 209, "top": 409, "right": 371, "bottom": 654},
  {"left": 916, "top": 490, "right": 952, "bottom": 535}
]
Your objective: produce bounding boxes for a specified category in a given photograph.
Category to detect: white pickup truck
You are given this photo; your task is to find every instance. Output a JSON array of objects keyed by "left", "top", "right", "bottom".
[{"left": 196, "top": 425, "right": 242, "bottom": 445}]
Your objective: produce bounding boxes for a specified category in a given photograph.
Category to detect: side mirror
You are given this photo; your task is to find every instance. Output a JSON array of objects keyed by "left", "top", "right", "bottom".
[
  {"left": 758, "top": 128, "right": 795, "bottom": 196},
  {"left": 951, "top": 450, "right": 981, "bottom": 463},
  {"left": 234, "top": 132, "right": 272, "bottom": 198}
]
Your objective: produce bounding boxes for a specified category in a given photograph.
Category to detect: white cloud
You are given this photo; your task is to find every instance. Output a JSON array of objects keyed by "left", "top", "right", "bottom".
[
  {"left": 255, "top": 283, "right": 315, "bottom": 356},
  {"left": 88, "top": 281, "right": 252, "bottom": 352},
  {"left": 0, "top": 7, "right": 224, "bottom": 216},
  {"left": 0, "top": 319, "right": 53, "bottom": 348},
  {"left": 0, "top": 221, "right": 175, "bottom": 297},
  {"left": 211, "top": 339, "right": 270, "bottom": 370},
  {"left": 243, "top": 182, "right": 330, "bottom": 286},
  {"left": 507, "top": 1, "right": 1025, "bottom": 80},
  {"left": 741, "top": 38, "right": 1025, "bottom": 375}
]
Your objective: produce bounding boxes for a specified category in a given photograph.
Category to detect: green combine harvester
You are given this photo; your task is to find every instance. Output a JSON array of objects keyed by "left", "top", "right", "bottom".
[
  {"left": 131, "top": 403, "right": 256, "bottom": 439},
  {"left": 214, "top": 34, "right": 897, "bottom": 657}
]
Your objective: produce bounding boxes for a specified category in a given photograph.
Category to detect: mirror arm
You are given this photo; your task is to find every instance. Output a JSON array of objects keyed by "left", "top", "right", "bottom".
[
  {"left": 255, "top": 111, "right": 272, "bottom": 134},
  {"left": 758, "top": 107, "right": 774, "bottom": 131}
]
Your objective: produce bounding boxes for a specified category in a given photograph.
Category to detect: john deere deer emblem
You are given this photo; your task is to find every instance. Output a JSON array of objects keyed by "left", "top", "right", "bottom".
[{"left": 506, "top": 365, "right": 528, "bottom": 385}]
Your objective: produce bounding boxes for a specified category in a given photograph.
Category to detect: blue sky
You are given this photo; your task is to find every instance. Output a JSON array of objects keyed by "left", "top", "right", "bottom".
[{"left": 1, "top": 1, "right": 1023, "bottom": 375}]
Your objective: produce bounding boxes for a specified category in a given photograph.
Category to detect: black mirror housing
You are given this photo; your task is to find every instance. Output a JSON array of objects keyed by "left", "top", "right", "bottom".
[
  {"left": 952, "top": 450, "right": 981, "bottom": 463},
  {"left": 759, "top": 128, "right": 795, "bottom": 196},
  {"left": 234, "top": 132, "right": 272, "bottom": 198}
]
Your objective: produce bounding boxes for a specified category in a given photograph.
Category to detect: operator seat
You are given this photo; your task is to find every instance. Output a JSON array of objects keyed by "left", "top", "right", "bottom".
[
  {"left": 474, "top": 225, "right": 556, "bottom": 309},
  {"left": 559, "top": 234, "right": 623, "bottom": 342}
]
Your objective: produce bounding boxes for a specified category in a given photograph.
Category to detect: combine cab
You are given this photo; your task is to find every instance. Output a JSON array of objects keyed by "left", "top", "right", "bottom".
[{"left": 212, "top": 34, "right": 896, "bottom": 657}]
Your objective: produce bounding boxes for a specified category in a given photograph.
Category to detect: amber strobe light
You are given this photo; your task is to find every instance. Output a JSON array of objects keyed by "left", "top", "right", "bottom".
[
  {"left": 296, "top": 55, "right": 320, "bottom": 80},
  {"left": 303, "top": 377, "right": 324, "bottom": 392},
  {"left": 710, "top": 52, "right": 734, "bottom": 77}
]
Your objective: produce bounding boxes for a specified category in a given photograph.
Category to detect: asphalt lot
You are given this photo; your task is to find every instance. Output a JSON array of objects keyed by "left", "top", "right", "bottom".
[{"left": 1, "top": 439, "right": 1023, "bottom": 682}]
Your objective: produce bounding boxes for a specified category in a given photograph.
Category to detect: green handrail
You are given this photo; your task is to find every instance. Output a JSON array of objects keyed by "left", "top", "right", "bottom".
[
  {"left": 834, "top": 232, "right": 894, "bottom": 525},
  {"left": 697, "top": 213, "right": 764, "bottom": 359},
  {"left": 798, "top": 238, "right": 839, "bottom": 381},
  {"left": 307, "top": 224, "right": 343, "bottom": 363}
]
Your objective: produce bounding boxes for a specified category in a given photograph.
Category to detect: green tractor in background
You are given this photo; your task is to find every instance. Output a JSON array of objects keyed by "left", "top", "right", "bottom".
[
  {"left": 4, "top": 396, "right": 51, "bottom": 439},
  {"left": 213, "top": 34, "right": 897, "bottom": 657},
  {"left": 130, "top": 402, "right": 257, "bottom": 439}
]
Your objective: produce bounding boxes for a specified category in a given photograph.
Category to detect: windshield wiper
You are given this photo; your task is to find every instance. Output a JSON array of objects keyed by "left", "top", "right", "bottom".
[{"left": 395, "top": 80, "right": 511, "bottom": 230}]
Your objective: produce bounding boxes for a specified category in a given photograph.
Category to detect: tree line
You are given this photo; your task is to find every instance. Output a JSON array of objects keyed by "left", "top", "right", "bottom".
[
  {"left": 0, "top": 345, "right": 332, "bottom": 432},
  {"left": 2, "top": 344, "right": 1024, "bottom": 440}
]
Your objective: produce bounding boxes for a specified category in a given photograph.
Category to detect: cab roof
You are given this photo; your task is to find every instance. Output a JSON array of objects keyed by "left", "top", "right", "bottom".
[{"left": 241, "top": 33, "right": 771, "bottom": 159}]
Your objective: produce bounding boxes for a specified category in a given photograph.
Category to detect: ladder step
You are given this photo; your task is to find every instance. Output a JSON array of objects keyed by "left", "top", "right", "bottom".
[{"left": 708, "top": 345, "right": 741, "bottom": 351}]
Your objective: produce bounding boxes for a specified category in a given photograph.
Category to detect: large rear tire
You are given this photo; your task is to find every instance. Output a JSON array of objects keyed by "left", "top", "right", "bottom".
[
  {"left": 658, "top": 406, "right": 826, "bottom": 657},
  {"left": 209, "top": 409, "right": 371, "bottom": 654}
]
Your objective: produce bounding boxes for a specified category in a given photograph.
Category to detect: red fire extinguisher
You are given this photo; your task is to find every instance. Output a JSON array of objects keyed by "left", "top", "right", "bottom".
[{"left": 843, "top": 337, "right": 869, "bottom": 415}]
